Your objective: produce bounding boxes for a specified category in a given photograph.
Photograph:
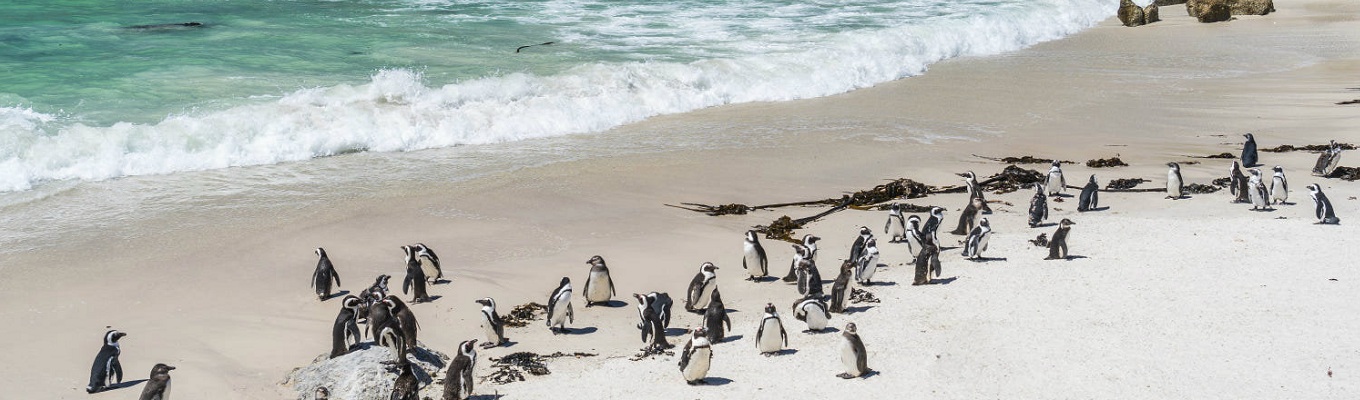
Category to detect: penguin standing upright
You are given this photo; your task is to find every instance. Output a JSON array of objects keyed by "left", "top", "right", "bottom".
[
  {"left": 1028, "top": 183, "right": 1048, "bottom": 228},
  {"left": 962, "top": 218, "right": 992, "bottom": 260},
  {"left": 86, "top": 330, "right": 126, "bottom": 393},
  {"left": 837, "top": 322, "right": 871, "bottom": 379},
  {"left": 1242, "top": 133, "right": 1259, "bottom": 167},
  {"left": 792, "top": 296, "right": 832, "bottom": 332},
  {"left": 884, "top": 204, "right": 907, "bottom": 243},
  {"left": 1312, "top": 140, "right": 1343, "bottom": 176},
  {"left": 1046, "top": 219, "right": 1074, "bottom": 260},
  {"left": 854, "top": 238, "right": 880, "bottom": 285},
  {"left": 385, "top": 296, "right": 420, "bottom": 350},
  {"left": 782, "top": 235, "right": 820, "bottom": 282},
  {"left": 646, "top": 292, "right": 674, "bottom": 330},
  {"left": 137, "top": 363, "right": 175, "bottom": 400},
  {"left": 922, "top": 207, "right": 944, "bottom": 246},
  {"left": 330, "top": 295, "right": 363, "bottom": 358},
  {"left": 1248, "top": 169, "right": 1272, "bottom": 211},
  {"left": 391, "top": 360, "right": 418, "bottom": 400},
  {"left": 399, "top": 246, "right": 432, "bottom": 303},
  {"left": 795, "top": 258, "right": 824, "bottom": 298},
  {"left": 582, "top": 255, "right": 615, "bottom": 306},
  {"left": 312, "top": 248, "right": 342, "bottom": 301},
  {"left": 1270, "top": 166, "right": 1289, "bottom": 204},
  {"left": 755, "top": 303, "right": 789, "bottom": 356},
  {"left": 685, "top": 262, "right": 720, "bottom": 312},
  {"left": 960, "top": 171, "right": 992, "bottom": 214},
  {"left": 1078, "top": 175, "right": 1100, "bottom": 212},
  {"left": 546, "top": 277, "right": 575, "bottom": 334},
  {"left": 678, "top": 327, "right": 713, "bottom": 385},
  {"left": 1230, "top": 161, "right": 1250, "bottom": 203},
  {"left": 951, "top": 197, "right": 984, "bottom": 235},
  {"left": 904, "top": 215, "right": 924, "bottom": 260},
  {"left": 1046, "top": 161, "right": 1067, "bottom": 197},
  {"left": 367, "top": 296, "right": 395, "bottom": 345},
  {"left": 411, "top": 243, "right": 443, "bottom": 284},
  {"left": 1308, "top": 184, "right": 1341, "bottom": 224},
  {"left": 441, "top": 339, "right": 477, "bottom": 400},
  {"left": 913, "top": 239, "right": 940, "bottom": 285},
  {"left": 703, "top": 291, "right": 732, "bottom": 343},
  {"left": 848, "top": 226, "right": 872, "bottom": 264},
  {"left": 474, "top": 298, "right": 507, "bottom": 348},
  {"left": 634, "top": 293, "right": 671, "bottom": 350},
  {"left": 829, "top": 260, "right": 853, "bottom": 313},
  {"left": 742, "top": 230, "right": 769, "bottom": 281},
  {"left": 1166, "top": 163, "right": 1184, "bottom": 200}
]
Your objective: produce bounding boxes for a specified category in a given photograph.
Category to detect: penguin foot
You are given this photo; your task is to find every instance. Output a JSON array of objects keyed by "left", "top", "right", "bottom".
[
  {"left": 687, "top": 379, "right": 708, "bottom": 385},
  {"left": 837, "top": 373, "right": 857, "bottom": 379}
]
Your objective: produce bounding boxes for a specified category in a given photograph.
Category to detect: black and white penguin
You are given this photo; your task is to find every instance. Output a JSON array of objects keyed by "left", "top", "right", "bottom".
[
  {"left": 848, "top": 226, "right": 872, "bottom": 265},
  {"left": 1312, "top": 140, "right": 1343, "bottom": 176},
  {"left": 1167, "top": 163, "right": 1184, "bottom": 200},
  {"left": 854, "top": 238, "right": 880, "bottom": 285},
  {"left": 962, "top": 218, "right": 992, "bottom": 260},
  {"left": 1028, "top": 183, "right": 1049, "bottom": 228},
  {"left": 703, "top": 291, "right": 732, "bottom": 343},
  {"left": 330, "top": 295, "right": 363, "bottom": 358},
  {"left": 385, "top": 296, "right": 420, "bottom": 350},
  {"left": 367, "top": 296, "right": 396, "bottom": 345},
  {"left": 1046, "top": 161, "right": 1067, "bottom": 197},
  {"left": 1242, "top": 133, "right": 1259, "bottom": 167},
  {"left": 782, "top": 235, "right": 820, "bottom": 282},
  {"left": 829, "top": 260, "right": 853, "bottom": 314},
  {"left": 312, "top": 248, "right": 342, "bottom": 301},
  {"left": 1270, "top": 166, "right": 1288, "bottom": 204},
  {"left": 391, "top": 360, "right": 419, "bottom": 400},
  {"left": 792, "top": 296, "right": 832, "bottom": 332},
  {"left": 474, "top": 297, "right": 507, "bottom": 349},
  {"left": 137, "top": 363, "right": 175, "bottom": 400},
  {"left": 922, "top": 207, "right": 944, "bottom": 246},
  {"left": 645, "top": 291, "right": 674, "bottom": 330},
  {"left": 1045, "top": 218, "right": 1074, "bottom": 260},
  {"left": 678, "top": 327, "right": 713, "bottom": 385},
  {"left": 837, "top": 322, "right": 871, "bottom": 379},
  {"left": 884, "top": 204, "right": 907, "bottom": 243},
  {"left": 950, "top": 196, "right": 984, "bottom": 235},
  {"left": 1230, "top": 161, "right": 1250, "bottom": 203},
  {"left": 634, "top": 293, "right": 671, "bottom": 350},
  {"left": 742, "top": 230, "right": 769, "bottom": 281},
  {"left": 1248, "top": 169, "right": 1272, "bottom": 211},
  {"left": 582, "top": 255, "right": 615, "bottom": 306},
  {"left": 795, "top": 258, "right": 824, "bottom": 298},
  {"left": 546, "top": 277, "right": 575, "bottom": 334},
  {"left": 1077, "top": 175, "right": 1099, "bottom": 212},
  {"left": 685, "top": 262, "right": 720, "bottom": 312},
  {"left": 904, "top": 215, "right": 924, "bottom": 260},
  {"left": 411, "top": 243, "right": 443, "bottom": 284},
  {"left": 441, "top": 339, "right": 477, "bottom": 400},
  {"left": 755, "top": 303, "right": 789, "bottom": 356},
  {"left": 315, "top": 387, "right": 330, "bottom": 400},
  {"left": 86, "top": 329, "right": 126, "bottom": 393},
  {"left": 913, "top": 238, "right": 941, "bottom": 285},
  {"left": 399, "top": 246, "right": 432, "bottom": 303},
  {"left": 1308, "top": 184, "right": 1341, "bottom": 224},
  {"left": 366, "top": 275, "right": 391, "bottom": 300},
  {"left": 960, "top": 171, "right": 992, "bottom": 214}
]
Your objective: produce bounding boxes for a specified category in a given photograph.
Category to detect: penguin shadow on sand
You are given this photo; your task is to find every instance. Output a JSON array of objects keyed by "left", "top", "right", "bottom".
[
  {"left": 559, "top": 326, "right": 598, "bottom": 335},
  {"left": 843, "top": 305, "right": 874, "bottom": 314},
  {"left": 923, "top": 277, "right": 958, "bottom": 285},
  {"left": 320, "top": 290, "right": 351, "bottom": 301},
  {"left": 1047, "top": 255, "right": 1089, "bottom": 261},
  {"left": 590, "top": 300, "right": 629, "bottom": 308},
  {"left": 716, "top": 334, "right": 744, "bottom": 344},
  {"left": 413, "top": 295, "right": 442, "bottom": 303},
  {"left": 966, "top": 256, "right": 1008, "bottom": 263},
  {"left": 468, "top": 395, "right": 505, "bottom": 400},
  {"left": 104, "top": 379, "right": 149, "bottom": 391},
  {"left": 805, "top": 327, "right": 840, "bottom": 335},
  {"left": 664, "top": 328, "right": 690, "bottom": 337},
  {"left": 694, "top": 377, "right": 734, "bottom": 386},
  {"left": 770, "top": 348, "right": 799, "bottom": 356},
  {"left": 1079, "top": 206, "right": 1110, "bottom": 212}
]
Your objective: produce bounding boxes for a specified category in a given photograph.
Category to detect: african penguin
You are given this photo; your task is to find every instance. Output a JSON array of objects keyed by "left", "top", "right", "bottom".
[
  {"left": 411, "top": 243, "right": 443, "bottom": 284},
  {"left": 391, "top": 359, "right": 419, "bottom": 400},
  {"left": 385, "top": 296, "right": 420, "bottom": 350},
  {"left": 1230, "top": 161, "right": 1250, "bottom": 203},
  {"left": 960, "top": 170, "right": 992, "bottom": 214},
  {"left": 441, "top": 339, "right": 477, "bottom": 400},
  {"left": 1167, "top": 163, "right": 1184, "bottom": 200},
  {"left": 582, "top": 255, "right": 616, "bottom": 306},
  {"left": 792, "top": 296, "right": 832, "bottom": 332},
  {"left": 315, "top": 387, "right": 330, "bottom": 400},
  {"left": 837, "top": 322, "right": 871, "bottom": 379},
  {"left": 950, "top": 196, "right": 983, "bottom": 235},
  {"left": 1270, "top": 166, "right": 1288, "bottom": 204},
  {"left": 962, "top": 217, "right": 992, "bottom": 260},
  {"left": 367, "top": 296, "right": 396, "bottom": 346},
  {"left": 913, "top": 238, "right": 941, "bottom": 285},
  {"left": 1308, "top": 184, "right": 1341, "bottom": 224},
  {"left": 312, "top": 248, "right": 342, "bottom": 301},
  {"left": 399, "top": 246, "right": 432, "bottom": 303},
  {"left": 923, "top": 207, "right": 944, "bottom": 246},
  {"left": 904, "top": 215, "right": 924, "bottom": 260},
  {"left": 546, "top": 277, "right": 575, "bottom": 334},
  {"left": 1312, "top": 140, "right": 1343, "bottom": 176},
  {"left": 742, "top": 230, "right": 769, "bottom": 281},
  {"left": 685, "top": 262, "right": 720, "bottom": 312},
  {"left": 703, "top": 291, "right": 732, "bottom": 343},
  {"left": 795, "top": 258, "right": 824, "bottom": 298},
  {"left": 1248, "top": 169, "right": 1272, "bottom": 211},
  {"left": 1045, "top": 219, "right": 1074, "bottom": 260},
  {"left": 137, "top": 363, "right": 175, "bottom": 400},
  {"left": 1078, "top": 175, "right": 1099, "bottom": 212},
  {"left": 678, "top": 327, "right": 712, "bottom": 385},
  {"left": 645, "top": 291, "right": 674, "bottom": 330},
  {"left": 854, "top": 238, "right": 880, "bottom": 285},
  {"left": 86, "top": 330, "right": 127, "bottom": 393},
  {"left": 829, "top": 260, "right": 853, "bottom": 314},
  {"left": 634, "top": 293, "right": 671, "bottom": 351},
  {"left": 474, "top": 297, "right": 507, "bottom": 348},
  {"left": 782, "top": 235, "right": 820, "bottom": 282},
  {"left": 330, "top": 295, "right": 363, "bottom": 358},
  {"left": 1046, "top": 161, "right": 1067, "bottom": 197},
  {"left": 884, "top": 204, "right": 907, "bottom": 243},
  {"left": 1242, "top": 133, "right": 1259, "bottom": 167},
  {"left": 755, "top": 303, "right": 789, "bottom": 356},
  {"left": 1028, "top": 183, "right": 1049, "bottom": 228},
  {"left": 848, "top": 226, "right": 872, "bottom": 265}
]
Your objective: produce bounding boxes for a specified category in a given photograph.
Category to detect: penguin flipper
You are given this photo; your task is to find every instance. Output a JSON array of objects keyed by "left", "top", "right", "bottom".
[
  {"left": 333, "top": 268, "right": 342, "bottom": 287},
  {"left": 567, "top": 303, "right": 575, "bottom": 324},
  {"left": 111, "top": 358, "right": 123, "bottom": 384},
  {"left": 678, "top": 340, "right": 693, "bottom": 370},
  {"left": 723, "top": 313, "right": 732, "bottom": 331},
  {"left": 402, "top": 275, "right": 413, "bottom": 295},
  {"left": 779, "top": 323, "right": 788, "bottom": 346}
]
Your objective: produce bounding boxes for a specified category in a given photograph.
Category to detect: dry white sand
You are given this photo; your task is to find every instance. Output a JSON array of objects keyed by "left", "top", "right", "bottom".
[{"left": 1, "top": 0, "right": 1358, "bottom": 398}]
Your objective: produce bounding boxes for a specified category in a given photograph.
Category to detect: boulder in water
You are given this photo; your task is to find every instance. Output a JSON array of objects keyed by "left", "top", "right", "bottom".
[{"left": 1119, "top": 0, "right": 1148, "bottom": 26}]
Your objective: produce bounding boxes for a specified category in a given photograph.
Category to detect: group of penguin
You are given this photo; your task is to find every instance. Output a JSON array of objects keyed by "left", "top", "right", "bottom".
[
  {"left": 1167, "top": 134, "right": 1342, "bottom": 223},
  {"left": 85, "top": 330, "right": 174, "bottom": 400}
]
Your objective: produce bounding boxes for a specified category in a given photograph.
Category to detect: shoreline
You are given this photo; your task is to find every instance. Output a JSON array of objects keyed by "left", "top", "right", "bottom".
[{"left": 2, "top": 1, "right": 1359, "bottom": 398}]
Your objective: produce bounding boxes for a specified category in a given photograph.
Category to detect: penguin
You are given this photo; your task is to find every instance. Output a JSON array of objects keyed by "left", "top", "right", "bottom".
[
  {"left": 782, "top": 235, "right": 820, "bottom": 282},
  {"left": 399, "top": 246, "right": 432, "bottom": 303},
  {"left": 390, "top": 360, "right": 418, "bottom": 400},
  {"left": 474, "top": 297, "right": 507, "bottom": 349},
  {"left": 1229, "top": 161, "right": 1250, "bottom": 203},
  {"left": 913, "top": 239, "right": 941, "bottom": 285},
  {"left": 1248, "top": 169, "right": 1272, "bottom": 211},
  {"left": 1028, "top": 183, "right": 1049, "bottom": 228},
  {"left": 755, "top": 303, "right": 789, "bottom": 356},
  {"left": 1308, "top": 184, "right": 1340, "bottom": 224},
  {"left": 582, "top": 255, "right": 616, "bottom": 306},
  {"left": 678, "top": 327, "right": 713, "bottom": 385},
  {"left": 312, "top": 248, "right": 342, "bottom": 301},
  {"left": 829, "top": 260, "right": 853, "bottom": 314},
  {"left": 950, "top": 196, "right": 983, "bottom": 235},
  {"left": 962, "top": 217, "right": 992, "bottom": 260},
  {"left": 646, "top": 291, "right": 674, "bottom": 330},
  {"left": 367, "top": 296, "right": 395, "bottom": 345},
  {"left": 441, "top": 339, "right": 477, "bottom": 400},
  {"left": 1242, "top": 133, "right": 1259, "bottom": 167},
  {"left": 1046, "top": 161, "right": 1067, "bottom": 197},
  {"left": 1270, "top": 166, "right": 1288, "bottom": 204},
  {"left": 1167, "top": 163, "right": 1184, "bottom": 200},
  {"left": 959, "top": 170, "right": 992, "bottom": 214},
  {"left": 634, "top": 293, "right": 671, "bottom": 350},
  {"left": 792, "top": 296, "right": 832, "bottom": 332},
  {"left": 411, "top": 243, "right": 443, "bottom": 284},
  {"left": 703, "top": 291, "right": 732, "bottom": 343},
  {"left": 922, "top": 207, "right": 944, "bottom": 246},
  {"left": 904, "top": 215, "right": 924, "bottom": 260},
  {"left": 1077, "top": 175, "right": 1099, "bottom": 212},
  {"left": 848, "top": 226, "right": 872, "bottom": 265},
  {"left": 137, "top": 363, "right": 175, "bottom": 400},
  {"left": 86, "top": 329, "right": 126, "bottom": 393},
  {"left": 742, "top": 230, "right": 769, "bottom": 281},
  {"left": 378, "top": 324, "right": 408, "bottom": 363},
  {"left": 315, "top": 387, "right": 330, "bottom": 400},
  {"left": 546, "top": 277, "right": 575, "bottom": 334},
  {"left": 854, "top": 238, "right": 880, "bottom": 285},
  {"left": 1045, "top": 218, "right": 1074, "bottom": 260},
  {"left": 795, "top": 258, "right": 824, "bottom": 298},
  {"left": 1312, "top": 140, "right": 1343, "bottom": 176},
  {"left": 685, "top": 262, "right": 720, "bottom": 312},
  {"left": 385, "top": 296, "right": 420, "bottom": 350},
  {"left": 884, "top": 204, "right": 907, "bottom": 243},
  {"left": 330, "top": 295, "right": 363, "bottom": 358},
  {"left": 837, "top": 322, "right": 871, "bottom": 379}
]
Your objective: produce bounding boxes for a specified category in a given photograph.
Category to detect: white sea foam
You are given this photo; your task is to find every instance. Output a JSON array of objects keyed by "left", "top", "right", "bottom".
[{"left": 0, "top": 0, "right": 1115, "bottom": 192}]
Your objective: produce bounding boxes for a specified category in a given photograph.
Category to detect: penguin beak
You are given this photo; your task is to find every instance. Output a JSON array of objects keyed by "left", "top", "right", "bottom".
[{"left": 167, "top": 366, "right": 176, "bottom": 370}]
